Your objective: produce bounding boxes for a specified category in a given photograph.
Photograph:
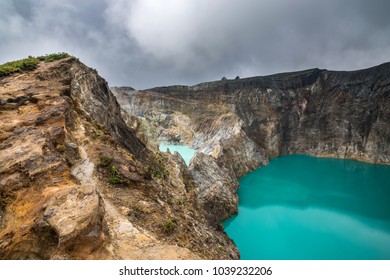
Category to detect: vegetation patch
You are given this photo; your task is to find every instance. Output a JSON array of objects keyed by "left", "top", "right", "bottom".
[
  {"left": 146, "top": 153, "right": 170, "bottom": 180},
  {"left": 108, "top": 165, "right": 124, "bottom": 185},
  {"left": 0, "top": 57, "right": 39, "bottom": 77},
  {"left": 91, "top": 120, "right": 107, "bottom": 138},
  {"left": 98, "top": 156, "right": 113, "bottom": 168},
  {"left": 0, "top": 53, "right": 72, "bottom": 77},
  {"left": 161, "top": 219, "right": 175, "bottom": 234},
  {"left": 94, "top": 129, "right": 104, "bottom": 137},
  {"left": 37, "top": 52, "right": 70, "bottom": 62},
  {"left": 146, "top": 163, "right": 169, "bottom": 180},
  {"left": 98, "top": 155, "right": 126, "bottom": 185},
  {"left": 176, "top": 198, "right": 187, "bottom": 206}
]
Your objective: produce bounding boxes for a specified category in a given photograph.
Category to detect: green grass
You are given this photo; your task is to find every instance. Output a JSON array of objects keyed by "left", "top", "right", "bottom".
[
  {"left": 0, "top": 53, "right": 72, "bottom": 77},
  {"left": 98, "top": 155, "right": 126, "bottom": 185},
  {"left": 0, "top": 57, "right": 39, "bottom": 77},
  {"left": 146, "top": 163, "right": 169, "bottom": 180},
  {"left": 99, "top": 156, "right": 113, "bottom": 168},
  {"left": 161, "top": 219, "right": 175, "bottom": 234},
  {"left": 146, "top": 154, "right": 170, "bottom": 180},
  {"left": 37, "top": 52, "right": 71, "bottom": 62},
  {"left": 107, "top": 165, "right": 125, "bottom": 184}
]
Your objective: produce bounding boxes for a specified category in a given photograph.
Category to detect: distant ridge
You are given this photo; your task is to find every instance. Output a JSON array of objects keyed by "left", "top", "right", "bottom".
[{"left": 146, "top": 62, "right": 390, "bottom": 93}]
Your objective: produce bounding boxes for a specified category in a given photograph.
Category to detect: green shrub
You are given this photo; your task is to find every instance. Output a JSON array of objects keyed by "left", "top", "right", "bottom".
[
  {"left": 94, "top": 129, "right": 104, "bottom": 137},
  {"left": 146, "top": 163, "right": 169, "bottom": 180},
  {"left": 98, "top": 155, "right": 125, "bottom": 185},
  {"left": 91, "top": 120, "right": 106, "bottom": 138},
  {"left": 0, "top": 57, "right": 39, "bottom": 77},
  {"left": 111, "top": 165, "right": 120, "bottom": 176},
  {"left": 0, "top": 53, "right": 72, "bottom": 77},
  {"left": 176, "top": 198, "right": 187, "bottom": 206},
  {"left": 161, "top": 219, "right": 175, "bottom": 234},
  {"left": 91, "top": 120, "right": 105, "bottom": 130},
  {"left": 108, "top": 165, "right": 124, "bottom": 185},
  {"left": 98, "top": 156, "right": 113, "bottom": 167},
  {"left": 37, "top": 52, "right": 71, "bottom": 62},
  {"left": 145, "top": 154, "right": 170, "bottom": 180},
  {"left": 108, "top": 175, "right": 123, "bottom": 185}
]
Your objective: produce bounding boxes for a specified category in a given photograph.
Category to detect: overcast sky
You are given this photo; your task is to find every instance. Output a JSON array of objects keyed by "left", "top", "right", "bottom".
[{"left": 1, "top": 0, "right": 390, "bottom": 89}]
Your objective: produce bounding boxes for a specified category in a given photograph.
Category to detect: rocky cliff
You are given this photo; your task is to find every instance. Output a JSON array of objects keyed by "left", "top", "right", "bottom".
[
  {"left": 0, "top": 57, "right": 238, "bottom": 259},
  {"left": 112, "top": 62, "right": 390, "bottom": 222}
]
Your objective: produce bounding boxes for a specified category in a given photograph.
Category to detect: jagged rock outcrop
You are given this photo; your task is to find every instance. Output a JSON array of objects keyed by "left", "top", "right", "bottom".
[
  {"left": 0, "top": 57, "right": 238, "bottom": 259},
  {"left": 113, "top": 62, "right": 390, "bottom": 222}
]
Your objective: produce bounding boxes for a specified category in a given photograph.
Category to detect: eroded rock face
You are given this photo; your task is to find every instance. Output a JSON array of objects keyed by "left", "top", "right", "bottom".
[
  {"left": 0, "top": 58, "right": 238, "bottom": 259},
  {"left": 43, "top": 186, "right": 103, "bottom": 244},
  {"left": 113, "top": 62, "right": 390, "bottom": 224},
  {"left": 190, "top": 153, "right": 239, "bottom": 222}
]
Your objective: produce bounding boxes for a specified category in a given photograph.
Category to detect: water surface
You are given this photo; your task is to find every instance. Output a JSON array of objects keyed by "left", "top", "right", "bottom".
[
  {"left": 159, "top": 143, "right": 196, "bottom": 165},
  {"left": 223, "top": 155, "right": 390, "bottom": 259}
]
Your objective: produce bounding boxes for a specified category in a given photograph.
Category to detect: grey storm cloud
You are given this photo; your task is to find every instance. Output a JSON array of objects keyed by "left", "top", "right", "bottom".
[{"left": 1, "top": 0, "right": 390, "bottom": 88}]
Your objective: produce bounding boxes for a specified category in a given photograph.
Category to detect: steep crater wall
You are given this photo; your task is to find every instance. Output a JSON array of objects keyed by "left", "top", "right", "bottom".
[{"left": 113, "top": 62, "right": 390, "bottom": 222}]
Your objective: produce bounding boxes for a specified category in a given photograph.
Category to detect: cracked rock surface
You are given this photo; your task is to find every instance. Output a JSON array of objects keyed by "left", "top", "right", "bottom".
[{"left": 0, "top": 58, "right": 238, "bottom": 260}]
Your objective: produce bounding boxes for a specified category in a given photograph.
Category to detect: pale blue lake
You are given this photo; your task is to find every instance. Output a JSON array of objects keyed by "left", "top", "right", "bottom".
[
  {"left": 159, "top": 143, "right": 196, "bottom": 165},
  {"left": 223, "top": 155, "right": 390, "bottom": 260}
]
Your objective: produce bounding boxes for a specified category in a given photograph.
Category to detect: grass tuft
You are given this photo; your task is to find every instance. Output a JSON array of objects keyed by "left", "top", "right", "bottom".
[
  {"left": 0, "top": 53, "right": 72, "bottom": 77},
  {"left": 161, "top": 219, "right": 175, "bottom": 234}
]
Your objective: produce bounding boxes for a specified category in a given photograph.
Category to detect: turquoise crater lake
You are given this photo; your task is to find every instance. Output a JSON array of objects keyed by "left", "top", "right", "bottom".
[{"left": 223, "top": 155, "right": 390, "bottom": 260}]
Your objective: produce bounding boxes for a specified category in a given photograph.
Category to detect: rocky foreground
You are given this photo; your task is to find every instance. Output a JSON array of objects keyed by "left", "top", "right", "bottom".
[
  {"left": 113, "top": 63, "right": 390, "bottom": 222},
  {"left": 0, "top": 58, "right": 238, "bottom": 259}
]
